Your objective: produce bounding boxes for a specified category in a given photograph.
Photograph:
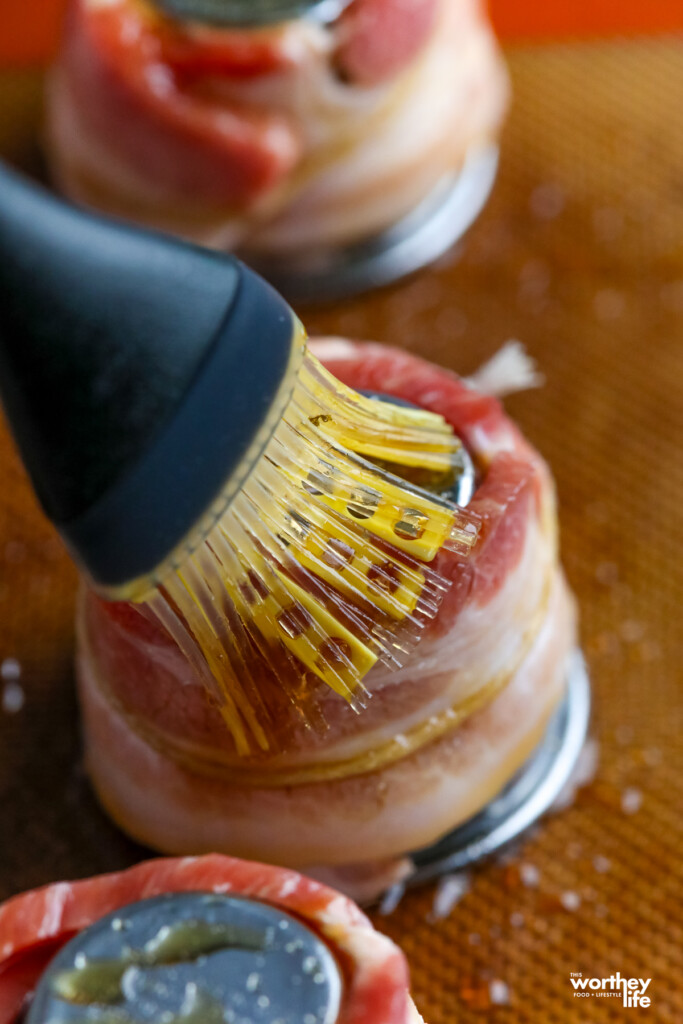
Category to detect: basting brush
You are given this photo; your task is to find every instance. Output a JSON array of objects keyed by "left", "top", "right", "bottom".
[{"left": 0, "top": 164, "right": 479, "bottom": 754}]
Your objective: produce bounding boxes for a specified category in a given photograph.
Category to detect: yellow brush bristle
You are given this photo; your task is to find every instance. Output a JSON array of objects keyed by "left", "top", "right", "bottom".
[{"left": 135, "top": 348, "right": 480, "bottom": 756}]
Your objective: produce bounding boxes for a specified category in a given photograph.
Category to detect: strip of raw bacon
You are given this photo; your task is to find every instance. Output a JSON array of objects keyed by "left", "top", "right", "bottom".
[
  {"left": 62, "top": 1, "right": 301, "bottom": 204},
  {"left": 0, "top": 855, "right": 414, "bottom": 1024},
  {"left": 336, "top": 0, "right": 438, "bottom": 85}
]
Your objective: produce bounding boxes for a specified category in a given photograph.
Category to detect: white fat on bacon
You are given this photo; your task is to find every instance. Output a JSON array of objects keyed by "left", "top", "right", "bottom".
[{"left": 75, "top": 340, "right": 576, "bottom": 902}]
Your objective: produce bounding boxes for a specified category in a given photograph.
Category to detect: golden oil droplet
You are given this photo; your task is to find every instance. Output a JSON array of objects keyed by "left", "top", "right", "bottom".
[
  {"left": 319, "top": 637, "right": 353, "bottom": 666},
  {"left": 277, "top": 603, "right": 313, "bottom": 639},
  {"left": 459, "top": 977, "right": 493, "bottom": 1011},
  {"left": 347, "top": 486, "right": 381, "bottom": 520},
  {"left": 291, "top": 670, "right": 322, "bottom": 704},
  {"left": 367, "top": 561, "right": 401, "bottom": 594},
  {"left": 303, "top": 461, "right": 337, "bottom": 497},
  {"left": 247, "top": 570, "right": 269, "bottom": 600},
  {"left": 284, "top": 509, "right": 311, "bottom": 541},
  {"left": 238, "top": 580, "right": 257, "bottom": 605},
  {"left": 394, "top": 509, "right": 428, "bottom": 541},
  {"left": 322, "top": 538, "right": 355, "bottom": 569}
]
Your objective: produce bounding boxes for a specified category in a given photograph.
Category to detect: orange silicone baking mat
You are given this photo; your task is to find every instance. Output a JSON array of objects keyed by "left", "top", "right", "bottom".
[
  {"left": 2, "top": 0, "right": 683, "bottom": 62},
  {"left": 0, "top": 31, "right": 682, "bottom": 1024}
]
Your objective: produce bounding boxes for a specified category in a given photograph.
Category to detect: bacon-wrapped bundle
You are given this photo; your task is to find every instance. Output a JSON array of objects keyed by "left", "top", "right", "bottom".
[
  {"left": 0, "top": 855, "right": 422, "bottom": 1023},
  {"left": 47, "top": 0, "right": 508, "bottom": 255},
  {"left": 75, "top": 341, "right": 577, "bottom": 902}
]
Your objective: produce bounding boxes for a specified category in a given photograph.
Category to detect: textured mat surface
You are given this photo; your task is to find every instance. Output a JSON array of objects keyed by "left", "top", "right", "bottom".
[{"left": 0, "top": 38, "right": 682, "bottom": 1022}]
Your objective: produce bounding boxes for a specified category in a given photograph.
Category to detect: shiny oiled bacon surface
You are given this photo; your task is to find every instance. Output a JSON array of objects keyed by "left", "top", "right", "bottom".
[{"left": 81, "top": 342, "right": 553, "bottom": 764}]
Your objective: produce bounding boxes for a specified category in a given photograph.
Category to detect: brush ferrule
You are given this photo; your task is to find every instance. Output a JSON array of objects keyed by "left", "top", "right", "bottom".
[
  {"left": 100, "top": 320, "right": 307, "bottom": 604},
  {"left": 67, "top": 293, "right": 304, "bottom": 596}
]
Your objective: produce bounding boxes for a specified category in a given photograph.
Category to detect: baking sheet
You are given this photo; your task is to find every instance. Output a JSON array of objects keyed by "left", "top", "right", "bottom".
[{"left": 0, "top": 37, "right": 682, "bottom": 1022}]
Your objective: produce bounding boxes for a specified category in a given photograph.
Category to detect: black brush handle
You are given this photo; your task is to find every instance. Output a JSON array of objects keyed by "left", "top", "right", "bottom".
[{"left": 0, "top": 164, "right": 296, "bottom": 588}]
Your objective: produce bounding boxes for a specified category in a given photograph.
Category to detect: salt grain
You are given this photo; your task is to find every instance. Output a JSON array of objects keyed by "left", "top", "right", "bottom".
[
  {"left": 638, "top": 640, "right": 661, "bottom": 663},
  {"left": 621, "top": 787, "right": 643, "bottom": 814},
  {"left": 594, "top": 288, "right": 626, "bottom": 321},
  {"left": 551, "top": 739, "right": 599, "bottom": 811},
  {"left": 590, "top": 631, "right": 621, "bottom": 658},
  {"left": 1, "top": 658, "right": 21, "bottom": 682},
  {"left": 530, "top": 182, "right": 565, "bottom": 220},
  {"left": 620, "top": 620, "right": 645, "bottom": 644},
  {"left": 519, "top": 863, "right": 540, "bottom": 888},
  {"left": 560, "top": 891, "right": 581, "bottom": 912},
  {"left": 2, "top": 682, "right": 24, "bottom": 714},
  {"left": 378, "top": 883, "right": 405, "bottom": 917},
  {"left": 510, "top": 912, "right": 525, "bottom": 928},
  {"left": 489, "top": 980, "right": 511, "bottom": 1006},
  {"left": 518, "top": 260, "right": 551, "bottom": 300},
  {"left": 595, "top": 561, "right": 619, "bottom": 586},
  {"left": 430, "top": 873, "right": 470, "bottom": 921},
  {"left": 593, "top": 855, "right": 611, "bottom": 874}
]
